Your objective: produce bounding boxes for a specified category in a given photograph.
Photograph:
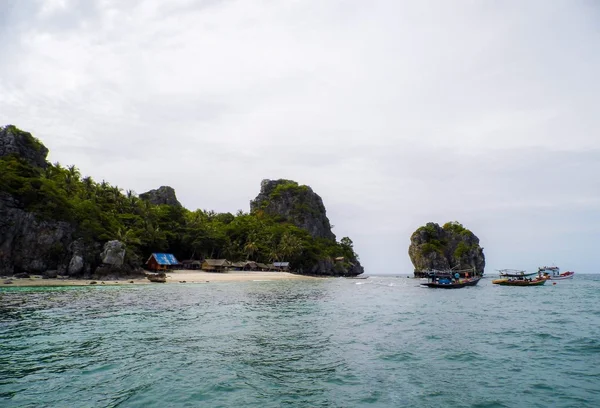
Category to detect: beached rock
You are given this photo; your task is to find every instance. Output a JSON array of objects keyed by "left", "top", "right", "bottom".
[
  {"left": 101, "top": 240, "right": 126, "bottom": 266},
  {"left": 139, "top": 186, "right": 182, "bottom": 207},
  {"left": 146, "top": 272, "right": 167, "bottom": 283},
  {"left": 0, "top": 125, "right": 48, "bottom": 168},
  {"left": 408, "top": 221, "right": 485, "bottom": 277},
  {"left": 250, "top": 179, "right": 336, "bottom": 241},
  {"left": 3, "top": 279, "right": 13, "bottom": 284},
  {"left": 44, "top": 270, "right": 58, "bottom": 279}
]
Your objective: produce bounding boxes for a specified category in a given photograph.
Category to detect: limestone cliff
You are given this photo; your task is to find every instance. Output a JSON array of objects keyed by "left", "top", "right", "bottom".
[
  {"left": 0, "top": 127, "right": 130, "bottom": 278},
  {"left": 250, "top": 179, "right": 336, "bottom": 241},
  {"left": 250, "top": 179, "right": 363, "bottom": 276},
  {"left": 408, "top": 221, "right": 485, "bottom": 277},
  {"left": 0, "top": 125, "right": 48, "bottom": 168},
  {"left": 0, "top": 191, "right": 76, "bottom": 275},
  {"left": 139, "top": 186, "right": 182, "bottom": 207}
]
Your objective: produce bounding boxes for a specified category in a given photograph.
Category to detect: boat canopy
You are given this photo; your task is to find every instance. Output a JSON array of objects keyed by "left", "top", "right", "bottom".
[{"left": 497, "top": 269, "right": 537, "bottom": 277}]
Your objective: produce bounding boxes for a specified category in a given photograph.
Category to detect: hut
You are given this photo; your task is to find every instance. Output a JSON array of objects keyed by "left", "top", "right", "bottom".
[
  {"left": 243, "top": 261, "right": 258, "bottom": 271},
  {"left": 256, "top": 263, "right": 270, "bottom": 271},
  {"left": 201, "top": 259, "right": 231, "bottom": 272},
  {"left": 230, "top": 261, "right": 245, "bottom": 271},
  {"left": 146, "top": 253, "right": 180, "bottom": 272},
  {"left": 273, "top": 262, "right": 290, "bottom": 272}
]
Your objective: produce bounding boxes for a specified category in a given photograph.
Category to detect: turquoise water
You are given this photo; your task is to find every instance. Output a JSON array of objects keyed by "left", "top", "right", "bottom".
[{"left": 1, "top": 275, "right": 599, "bottom": 407}]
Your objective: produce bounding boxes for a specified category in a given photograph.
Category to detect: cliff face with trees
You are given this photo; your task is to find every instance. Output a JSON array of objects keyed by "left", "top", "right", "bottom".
[
  {"left": 250, "top": 179, "right": 363, "bottom": 276},
  {"left": 0, "top": 125, "right": 363, "bottom": 277},
  {"left": 408, "top": 221, "right": 485, "bottom": 277}
]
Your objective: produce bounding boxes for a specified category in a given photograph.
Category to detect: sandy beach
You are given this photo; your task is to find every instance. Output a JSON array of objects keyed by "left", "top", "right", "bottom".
[{"left": 1, "top": 270, "right": 323, "bottom": 287}]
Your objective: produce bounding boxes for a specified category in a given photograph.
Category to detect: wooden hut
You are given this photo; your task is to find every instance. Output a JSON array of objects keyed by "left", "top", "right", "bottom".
[
  {"left": 243, "top": 261, "right": 258, "bottom": 271},
  {"left": 201, "top": 259, "right": 231, "bottom": 272},
  {"left": 146, "top": 253, "right": 180, "bottom": 272}
]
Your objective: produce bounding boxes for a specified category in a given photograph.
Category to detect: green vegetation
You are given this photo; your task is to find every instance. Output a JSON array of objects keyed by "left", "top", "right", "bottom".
[
  {"left": 443, "top": 221, "right": 472, "bottom": 236},
  {"left": 269, "top": 180, "right": 310, "bottom": 200},
  {"left": 0, "top": 155, "right": 352, "bottom": 271}
]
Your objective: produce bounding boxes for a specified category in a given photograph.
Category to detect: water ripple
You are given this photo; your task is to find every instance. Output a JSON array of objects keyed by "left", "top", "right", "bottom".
[{"left": 1, "top": 276, "right": 600, "bottom": 407}]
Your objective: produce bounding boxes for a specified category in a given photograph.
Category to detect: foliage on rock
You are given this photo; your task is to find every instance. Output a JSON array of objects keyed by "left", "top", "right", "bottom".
[{"left": 408, "top": 221, "right": 485, "bottom": 277}]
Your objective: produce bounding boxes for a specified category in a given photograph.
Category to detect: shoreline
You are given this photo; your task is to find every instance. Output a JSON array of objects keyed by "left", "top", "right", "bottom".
[{"left": 1, "top": 270, "right": 325, "bottom": 287}]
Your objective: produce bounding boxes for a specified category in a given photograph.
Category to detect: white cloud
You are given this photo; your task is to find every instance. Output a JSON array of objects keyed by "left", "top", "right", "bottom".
[{"left": 1, "top": 0, "right": 599, "bottom": 273}]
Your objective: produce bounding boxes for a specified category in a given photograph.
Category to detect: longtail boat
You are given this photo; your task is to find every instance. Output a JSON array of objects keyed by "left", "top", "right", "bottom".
[
  {"left": 492, "top": 268, "right": 548, "bottom": 286},
  {"left": 421, "top": 269, "right": 481, "bottom": 289},
  {"left": 492, "top": 277, "right": 548, "bottom": 286}
]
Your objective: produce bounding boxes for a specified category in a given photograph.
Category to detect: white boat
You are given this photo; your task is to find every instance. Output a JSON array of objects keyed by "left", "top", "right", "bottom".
[{"left": 538, "top": 266, "right": 575, "bottom": 280}]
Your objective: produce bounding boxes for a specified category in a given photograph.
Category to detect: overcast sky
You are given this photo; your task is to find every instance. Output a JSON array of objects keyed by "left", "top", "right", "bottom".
[{"left": 1, "top": 0, "right": 599, "bottom": 274}]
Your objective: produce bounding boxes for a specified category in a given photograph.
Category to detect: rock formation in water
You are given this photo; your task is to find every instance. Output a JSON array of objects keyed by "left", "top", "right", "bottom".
[
  {"left": 408, "top": 221, "right": 485, "bottom": 277},
  {"left": 250, "top": 179, "right": 336, "bottom": 241},
  {"left": 139, "top": 186, "right": 182, "bottom": 207}
]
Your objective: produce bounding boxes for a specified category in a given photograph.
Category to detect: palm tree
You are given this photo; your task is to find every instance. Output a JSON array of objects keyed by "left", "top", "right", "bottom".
[
  {"left": 278, "top": 232, "right": 302, "bottom": 261},
  {"left": 244, "top": 240, "right": 258, "bottom": 260}
]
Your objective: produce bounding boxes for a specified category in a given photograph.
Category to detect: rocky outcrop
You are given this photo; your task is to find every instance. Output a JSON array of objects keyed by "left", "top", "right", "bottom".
[
  {"left": 93, "top": 241, "right": 145, "bottom": 279},
  {"left": 250, "top": 179, "right": 335, "bottom": 240},
  {"left": 101, "top": 240, "right": 126, "bottom": 266},
  {"left": 250, "top": 179, "right": 363, "bottom": 276},
  {"left": 408, "top": 221, "right": 485, "bottom": 277},
  {"left": 139, "top": 186, "right": 181, "bottom": 207},
  {"left": 298, "top": 257, "right": 364, "bottom": 277},
  {"left": 0, "top": 125, "right": 48, "bottom": 168},
  {"left": 0, "top": 192, "right": 76, "bottom": 275}
]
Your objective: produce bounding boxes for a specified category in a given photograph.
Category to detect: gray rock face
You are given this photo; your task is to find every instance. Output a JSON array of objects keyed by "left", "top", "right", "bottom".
[
  {"left": 0, "top": 192, "right": 75, "bottom": 275},
  {"left": 0, "top": 125, "right": 48, "bottom": 168},
  {"left": 250, "top": 179, "right": 336, "bottom": 241},
  {"left": 408, "top": 222, "right": 485, "bottom": 277},
  {"left": 301, "top": 258, "right": 365, "bottom": 277},
  {"left": 101, "top": 240, "right": 126, "bottom": 266},
  {"left": 68, "top": 255, "right": 84, "bottom": 275},
  {"left": 139, "top": 186, "right": 181, "bottom": 207}
]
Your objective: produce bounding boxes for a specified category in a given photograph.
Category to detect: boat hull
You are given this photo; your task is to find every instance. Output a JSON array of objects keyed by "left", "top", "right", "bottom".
[
  {"left": 492, "top": 278, "right": 547, "bottom": 286},
  {"left": 421, "top": 277, "right": 481, "bottom": 289},
  {"left": 548, "top": 272, "right": 575, "bottom": 280}
]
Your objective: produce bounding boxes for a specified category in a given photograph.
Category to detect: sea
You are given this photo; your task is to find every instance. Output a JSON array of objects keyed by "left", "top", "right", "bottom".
[{"left": 1, "top": 274, "right": 599, "bottom": 408}]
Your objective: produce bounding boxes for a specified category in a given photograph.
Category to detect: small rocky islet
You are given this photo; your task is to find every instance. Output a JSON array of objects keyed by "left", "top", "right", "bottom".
[
  {"left": 0, "top": 125, "right": 363, "bottom": 280},
  {"left": 408, "top": 221, "right": 485, "bottom": 277}
]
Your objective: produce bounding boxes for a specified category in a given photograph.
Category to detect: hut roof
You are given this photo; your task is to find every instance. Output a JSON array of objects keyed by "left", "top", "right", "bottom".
[
  {"left": 203, "top": 259, "right": 230, "bottom": 266},
  {"left": 231, "top": 261, "right": 245, "bottom": 268},
  {"left": 273, "top": 262, "right": 289, "bottom": 267},
  {"left": 256, "top": 263, "right": 270, "bottom": 269},
  {"left": 147, "top": 253, "right": 179, "bottom": 265}
]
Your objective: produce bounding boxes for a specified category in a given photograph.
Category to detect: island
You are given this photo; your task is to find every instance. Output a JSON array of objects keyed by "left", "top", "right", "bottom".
[{"left": 0, "top": 125, "right": 364, "bottom": 284}]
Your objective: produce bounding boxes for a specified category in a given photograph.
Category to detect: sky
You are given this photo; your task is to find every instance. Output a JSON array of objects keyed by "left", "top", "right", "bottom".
[{"left": 1, "top": 0, "right": 599, "bottom": 274}]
